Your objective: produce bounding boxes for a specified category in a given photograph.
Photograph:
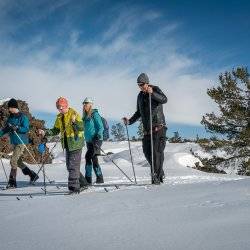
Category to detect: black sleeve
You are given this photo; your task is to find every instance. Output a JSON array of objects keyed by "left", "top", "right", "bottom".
[
  {"left": 129, "top": 96, "right": 141, "bottom": 125},
  {"left": 151, "top": 86, "right": 168, "bottom": 104}
]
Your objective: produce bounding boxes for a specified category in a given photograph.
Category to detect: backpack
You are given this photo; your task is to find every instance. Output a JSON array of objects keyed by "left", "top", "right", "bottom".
[
  {"left": 84, "top": 112, "right": 110, "bottom": 141},
  {"left": 101, "top": 117, "right": 109, "bottom": 141}
]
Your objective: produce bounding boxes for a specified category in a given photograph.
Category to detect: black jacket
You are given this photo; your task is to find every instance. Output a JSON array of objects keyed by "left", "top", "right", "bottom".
[{"left": 129, "top": 85, "right": 167, "bottom": 132}]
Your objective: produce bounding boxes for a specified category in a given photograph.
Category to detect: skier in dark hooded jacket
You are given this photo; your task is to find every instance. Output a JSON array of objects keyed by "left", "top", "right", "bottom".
[
  {"left": 0, "top": 98, "right": 39, "bottom": 188},
  {"left": 123, "top": 73, "right": 167, "bottom": 184}
]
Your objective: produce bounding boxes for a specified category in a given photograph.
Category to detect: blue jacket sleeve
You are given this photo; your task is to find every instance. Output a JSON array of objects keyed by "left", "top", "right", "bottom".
[
  {"left": 18, "top": 115, "right": 29, "bottom": 134},
  {"left": 93, "top": 112, "right": 104, "bottom": 140}
]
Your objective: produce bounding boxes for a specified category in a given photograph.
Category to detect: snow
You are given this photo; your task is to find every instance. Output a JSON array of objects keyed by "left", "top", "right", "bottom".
[
  {"left": 174, "top": 153, "right": 202, "bottom": 167},
  {"left": 191, "top": 142, "right": 244, "bottom": 174},
  {"left": 0, "top": 142, "right": 250, "bottom": 250},
  {"left": 0, "top": 97, "right": 11, "bottom": 106}
]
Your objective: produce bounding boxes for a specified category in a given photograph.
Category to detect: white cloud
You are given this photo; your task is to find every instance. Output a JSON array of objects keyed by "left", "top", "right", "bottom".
[{"left": 0, "top": 4, "right": 220, "bottom": 126}]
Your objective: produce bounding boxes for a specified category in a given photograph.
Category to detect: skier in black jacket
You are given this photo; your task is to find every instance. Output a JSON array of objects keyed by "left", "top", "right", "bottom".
[{"left": 123, "top": 73, "right": 167, "bottom": 184}]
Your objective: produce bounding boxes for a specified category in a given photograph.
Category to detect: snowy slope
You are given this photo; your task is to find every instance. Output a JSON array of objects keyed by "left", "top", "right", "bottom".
[{"left": 0, "top": 142, "right": 250, "bottom": 250}]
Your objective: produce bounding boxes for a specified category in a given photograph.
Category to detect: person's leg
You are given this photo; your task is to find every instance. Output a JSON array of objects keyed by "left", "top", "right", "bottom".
[
  {"left": 85, "top": 143, "right": 94, "bottom": 184},
  {"left": 18, "top": 147, "right": 39, "bottom": 183},
  {"left": 66, "top": 149, "right": 82, "bottom": 192},
  {"left": 93, "top": 156, "right": 104, "bottom": 183},
  {"left": 8, "top": 145, "right": 25, "bottom": 188},
  {"left": 79, "top": 172, "right": 89, "bottom": 188},
  {"left": 154, "top": 128, "right": 166, "bottom": 182},
  {"left": 143, "top": 135, "right": 157, "bottom": 183},
  {"left": 93, "top": 141, "right": 104, "bottom": 183},
  {"left": 142, "top": 135, "right": 151, "bottom": 164},
  {"left": 153, "top": 132, "right": 162, "bottom": 183},
  {"left": 10, "top": 145, "right": 24, "bottom": 170}
]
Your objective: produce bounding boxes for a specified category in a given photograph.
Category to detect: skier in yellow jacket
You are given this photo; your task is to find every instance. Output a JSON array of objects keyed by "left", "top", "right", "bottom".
[{"left": 39, "top": 97, "right": 88, "bottom": 194}]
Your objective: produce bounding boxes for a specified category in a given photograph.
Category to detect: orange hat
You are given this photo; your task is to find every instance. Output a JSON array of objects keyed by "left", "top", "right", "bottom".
[{"left": 56, "top": 97, "right": 68, "bottom": 109}]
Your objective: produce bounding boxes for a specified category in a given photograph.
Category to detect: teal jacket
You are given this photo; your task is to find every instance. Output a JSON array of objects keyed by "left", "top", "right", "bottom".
[
  {"left": 0, "top": 112, "right": 29, "bottom": 145},
  {"left": 83, "top": 109, "right": 104, "bottom": 142}
]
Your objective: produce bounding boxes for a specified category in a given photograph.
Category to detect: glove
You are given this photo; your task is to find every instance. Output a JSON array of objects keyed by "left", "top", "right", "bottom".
[
  {"left": 92, "top": 135, "right": 102, "bottom": 156},
  {"left": 122, "top": 117, "right": 130, "bottom": 125},
  {"left": 8, "top": 123, "right": 18, "bottom": 132},
  {"left": 92, "top": 135, "right": 100, "bottom": 145}
]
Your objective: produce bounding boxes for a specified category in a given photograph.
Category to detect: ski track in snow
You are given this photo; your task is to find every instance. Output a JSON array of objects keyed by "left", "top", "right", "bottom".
[{"left": 0, "top": 142, "right": 250, "bottom": 250}]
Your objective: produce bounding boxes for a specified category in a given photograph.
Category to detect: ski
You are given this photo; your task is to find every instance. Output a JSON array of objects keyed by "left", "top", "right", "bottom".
[
  {"left": 0, "top": 182, "right": 159, "bottom": 200},
  {"left": 16, "top": 194, "right": 33, "bottom": 201},
  {"left": 64, "top": 186, "right": 89, "bottom": 195}
]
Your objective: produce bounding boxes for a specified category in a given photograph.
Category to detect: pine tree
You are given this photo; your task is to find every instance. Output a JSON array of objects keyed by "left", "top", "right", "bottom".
[
  {"left": 131, "top": 136, "right": 137, "bottom": 141},
  {"left": 196, "top": 134, "right": 200, "bottom": 143},
  {"left": 111, "top": 123, "right": 126, "bottom": 141},
  {"left": 200, "top": 67, "right": 250, "bottom": 175},
  {"left": 170, "top": 131, "right": 182, "bottom": 143}
]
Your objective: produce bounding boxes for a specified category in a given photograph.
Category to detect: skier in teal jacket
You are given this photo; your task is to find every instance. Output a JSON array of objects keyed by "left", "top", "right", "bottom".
[{"left": 82, "top": 97, "right": 104, "bottom": 184}]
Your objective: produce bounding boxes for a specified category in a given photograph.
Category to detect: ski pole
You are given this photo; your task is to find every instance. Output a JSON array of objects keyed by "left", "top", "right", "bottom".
[
  {"left": 32, "top": 125, "right": 68, "bottom": 184},
  {"left": 125, "top": 124, "right": 137, "bottom": 184},
  {"left": 13, "top": 131, "right": 53, "bottom": 184},
  {"left": 38, "top": 143, "right": 47, "bottom": 195},
  {"left": 42, "top": 157, "right": 47, "bottom": 195},
  {"left": 30, "top": 140, "right": 60, "bottom": 184},
  {"left": 99, "top": 148, "right": 133, "bottom": 183},
  {"left": 149, "top": 93, "right": 155, "bottom": 184},
  {"left": 0, "top": 157, "right": 8, "bottom": 183},
  {"left": 31, "top": 126, "right": 68, "bottom": 185}
]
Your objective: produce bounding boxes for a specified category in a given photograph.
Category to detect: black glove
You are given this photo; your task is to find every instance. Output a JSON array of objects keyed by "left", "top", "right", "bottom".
[
  {"left": 8, "top": 123, "right": 18, "bottom": 132},
  {"left": 92, "top": 135, "right": 102, "bottom": 156},
  {"left": 92, "top": 135, "right": 100, "bottom": 146}
]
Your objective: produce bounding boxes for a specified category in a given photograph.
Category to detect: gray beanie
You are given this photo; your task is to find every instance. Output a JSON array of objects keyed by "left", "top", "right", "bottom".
[{"left": 137, "top": 73, "right": 149, "bottom": 84}]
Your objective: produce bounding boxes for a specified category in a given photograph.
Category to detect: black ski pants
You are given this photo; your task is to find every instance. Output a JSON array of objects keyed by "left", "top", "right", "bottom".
[{"left": 142, "top": 127, "right": 166, "bottom": 180}]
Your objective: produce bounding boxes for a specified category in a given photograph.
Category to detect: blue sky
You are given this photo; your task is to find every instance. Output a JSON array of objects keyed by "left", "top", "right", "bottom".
[{"left": 0, "top": 0, "right": 249, "bottom": 139}]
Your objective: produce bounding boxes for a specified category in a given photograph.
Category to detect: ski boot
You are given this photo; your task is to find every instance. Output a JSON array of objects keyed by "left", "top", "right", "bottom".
[
  {"left": 152, "top": 174, "right": 161, "bottom": 185},
  {"left": 93, "top": 165, "right": 104, "bottom": 184},
  {"left": 68, "top": 188, "right": 80, "bottom": 195},
  {"left": 85, "top": 176, "right": 92, "bottom": 185},
  {"left": 160, "top": 175, "right": 165, "bottom": 183},
  {"left": 6, "top": 169, "right": 17, "bottom": 189},
  {"left": 96, "top": 175, "right": 104, "bottom": 184},
  {"left": 79, "top": 172, "right": 89, "bottom": 190},
  {"left": 22, "top": 167, "right": 39, "bottom": 184}
]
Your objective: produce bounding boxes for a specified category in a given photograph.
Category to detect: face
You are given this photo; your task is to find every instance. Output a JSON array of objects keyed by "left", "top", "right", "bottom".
[
  {"left": 8, "top": 108, "right": 19, "bottom": 114},
  {"left": 57, "top": 106, "right": 68, "bottom": 114},
  {"left": 138, "top": 83, "right": 149, "bottom": 92},
  {"left": 83, "top": 103, "right": 92, "bottom": 112}
]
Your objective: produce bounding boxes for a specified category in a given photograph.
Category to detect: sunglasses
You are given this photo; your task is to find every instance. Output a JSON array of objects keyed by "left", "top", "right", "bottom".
[
  {"left": 138, "top": 82, "right": 146, "bottom": 87},
  {"left": 57, "top": 106, "right": 67, "bottom": 110}
]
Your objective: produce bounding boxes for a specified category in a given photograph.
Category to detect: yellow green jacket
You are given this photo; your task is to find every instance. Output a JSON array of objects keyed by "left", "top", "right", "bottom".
[{"left": 47, "top": 108, "right": 84, "bottom": 151}]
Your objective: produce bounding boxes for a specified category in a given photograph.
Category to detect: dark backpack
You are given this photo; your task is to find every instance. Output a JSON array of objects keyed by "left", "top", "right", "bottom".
[
  {"left": 101, "top": 117, "right": 109, "bottom": 141},
  {"left": 87, "top": 112, "right": 110, "bottom": 141}
]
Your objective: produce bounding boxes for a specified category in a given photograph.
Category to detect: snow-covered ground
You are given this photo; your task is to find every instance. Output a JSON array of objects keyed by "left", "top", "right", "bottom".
[
  {"left": 0, "top": 142, "right": 250, "bottom": 250},
  {"left": 0, "top": 98, "right": 10, "bottom": 106}
]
